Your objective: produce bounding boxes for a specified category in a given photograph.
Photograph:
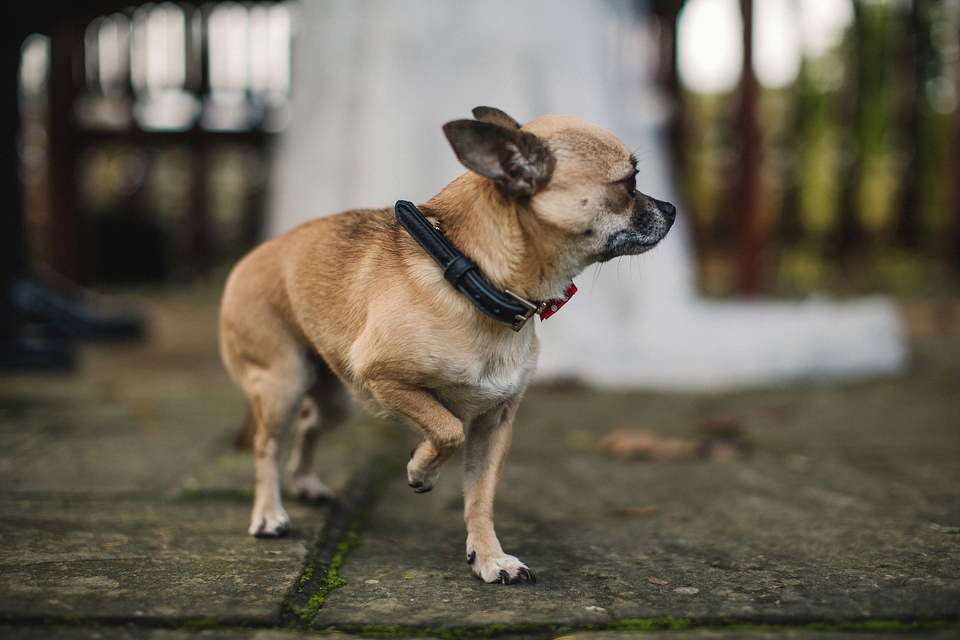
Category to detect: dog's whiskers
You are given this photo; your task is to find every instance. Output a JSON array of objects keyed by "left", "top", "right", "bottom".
[{"left": 590, "top": 262, "right": 605, "bottom": 291}]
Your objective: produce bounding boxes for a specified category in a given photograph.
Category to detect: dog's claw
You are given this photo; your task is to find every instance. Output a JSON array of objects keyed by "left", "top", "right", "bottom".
[
  {"left": 252, "top": 521, "right": 289, "bottom": 539},
  {"left": 518, "top": 567, "right": 537, "bottom": 584},
  {"left": 408, "top": 478, "right": 432, "bottom": 493},
  {"left": 499, "top": 570, "right": 511, "bottom": 585},
  {"left": 467, "top": 550, "right": 476, "bottom": 565}
]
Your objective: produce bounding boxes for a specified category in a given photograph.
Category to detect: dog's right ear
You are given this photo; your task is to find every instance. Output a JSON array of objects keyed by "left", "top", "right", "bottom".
[
  {"left": 443, "top": 119, "right": 555, "bottom": 198},
  {"left": 472, "top": 106, "right": 522, "bottom": 130}
]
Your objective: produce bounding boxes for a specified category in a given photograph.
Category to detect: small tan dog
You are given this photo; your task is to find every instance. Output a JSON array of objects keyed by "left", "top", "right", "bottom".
[{"left": 219, "top": 107, "right": 674, "bottom": 584}]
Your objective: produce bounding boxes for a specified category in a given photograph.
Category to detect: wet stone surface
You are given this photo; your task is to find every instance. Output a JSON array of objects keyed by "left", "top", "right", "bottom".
[
  {"left": 1, "top": 288, "right": 958, "bottom": 637},
  {"left": 313, "top": 346, "right": 960, "bottom": 630},
  {"left": 0, "top": 494, "right": 327, "bottom": 623}
]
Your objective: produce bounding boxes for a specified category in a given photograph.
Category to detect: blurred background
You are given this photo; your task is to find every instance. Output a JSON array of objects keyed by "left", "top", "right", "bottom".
[
  {"left": 666, "top": 0, "right": 960, "bottom": 301},
  {"left": 15, "top": 1, "right": 292, "bottom": 284},
  {"left": 3, "top": 4, "right": 958, "bottom": 623},
  {"left": 14, "top": 0, "right": 960, "bottom": 295},
  {"left": 6, "top": 0, "right": 959, "bottom": 383}
]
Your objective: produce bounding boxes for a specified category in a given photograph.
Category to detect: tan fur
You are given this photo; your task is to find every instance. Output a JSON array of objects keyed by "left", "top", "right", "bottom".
[{"left": 218, "top": 108, "right": 674, "bottom": 584}]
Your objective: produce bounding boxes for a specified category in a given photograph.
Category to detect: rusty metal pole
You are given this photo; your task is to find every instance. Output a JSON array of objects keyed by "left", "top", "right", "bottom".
[
  {"left": 952, "top": 15, "right": 960, "bottom": 275},
  {"left": 734, "top": 0, "right": 763, "bottom": 295},
  {"left": 46, "top": 23, "right": 84, "bottom": 282}
]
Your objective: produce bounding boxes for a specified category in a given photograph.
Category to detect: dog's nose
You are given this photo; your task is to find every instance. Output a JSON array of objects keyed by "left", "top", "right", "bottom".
[{"left": 654, "top": 199, "right": 676, "bottom": 224}]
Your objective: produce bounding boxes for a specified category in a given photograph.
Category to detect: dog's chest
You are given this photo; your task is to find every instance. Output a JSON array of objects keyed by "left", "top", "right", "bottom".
[{"left": 434, "top": 332, "right": 535, "bottom": 420}]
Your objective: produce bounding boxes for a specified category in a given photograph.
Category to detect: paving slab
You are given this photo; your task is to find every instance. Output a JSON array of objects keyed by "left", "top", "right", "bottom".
[
  {"left": 0, "top": 287, "right": 393, "bottom": 627},
  {"left": 2, "top": 287, "right": 959, "bottom": 638},
  {"left": 312, "top": 340, "right": 960, "bottom": 632},
  {"left": 0, "top": 494, "right": 325, "bottom": 623}
]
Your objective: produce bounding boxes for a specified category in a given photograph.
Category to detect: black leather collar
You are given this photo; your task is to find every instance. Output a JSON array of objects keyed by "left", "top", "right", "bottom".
[{"left": 395, "top": 200, "right": 544, "bottom": 331}]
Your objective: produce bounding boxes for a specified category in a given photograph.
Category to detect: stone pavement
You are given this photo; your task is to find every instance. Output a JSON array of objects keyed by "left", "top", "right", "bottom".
[{"left": 1, "top": 286, "right": 958, "bottom": 639}]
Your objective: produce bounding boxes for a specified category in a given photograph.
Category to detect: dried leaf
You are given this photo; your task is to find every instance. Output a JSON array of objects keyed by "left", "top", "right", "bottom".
[
  {"left": 598, "top": 429, "right": 660, "bottom": 458},
  {"left": 599, "top": 429, "right": 701, "bottom": 460},
  {"left": 647, "top": 576, "right": 669, "bottom": 586},
  {"left": 600, "top": 422, "right": 749, "bottom": 462}
]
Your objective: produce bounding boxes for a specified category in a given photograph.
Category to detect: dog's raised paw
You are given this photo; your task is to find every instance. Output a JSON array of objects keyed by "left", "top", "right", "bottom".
[
  {"left": 470, "top": 552, "right": 536, "bottom": 585},
  {"left": 406, "top": 461, "right": 437, "bottom": 493}
]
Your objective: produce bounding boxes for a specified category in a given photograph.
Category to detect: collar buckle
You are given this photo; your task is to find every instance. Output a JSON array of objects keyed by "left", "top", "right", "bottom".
[{"left": 504, "top": 290, "right": 546, "bottom": 331}]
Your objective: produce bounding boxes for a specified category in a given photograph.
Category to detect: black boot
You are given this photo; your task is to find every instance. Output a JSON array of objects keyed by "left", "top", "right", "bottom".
[
  {"left": 0, "top": 331, "right": 74, "bottom": 372},
  {"left": 9, "top": 276, "right": 145, "bottom": 342}
]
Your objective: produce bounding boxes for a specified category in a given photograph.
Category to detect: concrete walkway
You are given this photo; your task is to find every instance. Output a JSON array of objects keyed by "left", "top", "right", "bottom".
[{"left": 1, "top": 287, "right": 958, "bottom": 639}]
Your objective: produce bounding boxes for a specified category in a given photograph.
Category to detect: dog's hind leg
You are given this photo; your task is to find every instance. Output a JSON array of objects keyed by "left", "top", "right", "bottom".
[
  {"left": 234, "top": 347, "right": 313, "bottom": 538},
  {"left": 463, "top": 398, "right": 535, "bottom": 584},
  {"left": 286, "top": 356, "right": 353, "bottom": 503}
]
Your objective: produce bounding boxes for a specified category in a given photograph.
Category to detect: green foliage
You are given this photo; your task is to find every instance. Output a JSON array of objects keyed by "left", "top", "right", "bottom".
[{"left": 679, "top": 0, "right": 960, "bottom": 296}]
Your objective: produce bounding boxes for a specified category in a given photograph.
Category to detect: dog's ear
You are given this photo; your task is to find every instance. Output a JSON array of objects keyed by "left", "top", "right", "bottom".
[
  {"left": 443, "top": 119, "right": 555, "bottom": 198},
  {"left": 472, "top": 106, "right": 522, "bottom": 130}
]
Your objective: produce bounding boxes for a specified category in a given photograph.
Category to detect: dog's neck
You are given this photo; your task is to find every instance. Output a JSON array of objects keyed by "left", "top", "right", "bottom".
[{"left": 423, "top": 174, "right": 569, "bottom": 301}]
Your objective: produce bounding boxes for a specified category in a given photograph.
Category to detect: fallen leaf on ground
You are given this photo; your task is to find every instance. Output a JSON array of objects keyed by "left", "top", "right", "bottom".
[
  {"left": 599, "top": 417, "right": 749, "bottom": 462},
  {"left": 648, "top": 576, "right": 669, "bottom": 586},
  {"left": 598, "top": 429, "right": 701, "bottom": 460}
]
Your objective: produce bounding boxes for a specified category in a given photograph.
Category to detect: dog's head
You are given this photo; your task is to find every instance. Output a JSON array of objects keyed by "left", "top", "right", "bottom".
[{"left": 443, "top": 107, "right": 675, "bottom": 278}]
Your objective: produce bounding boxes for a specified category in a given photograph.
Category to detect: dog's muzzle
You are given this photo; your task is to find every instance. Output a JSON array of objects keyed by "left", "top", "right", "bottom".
[
  {"left": 653, "top": 198, "right": 677, "bottom": 226},
  {"left": 602, "top": 197, "right": 676, "bottom": 260}
]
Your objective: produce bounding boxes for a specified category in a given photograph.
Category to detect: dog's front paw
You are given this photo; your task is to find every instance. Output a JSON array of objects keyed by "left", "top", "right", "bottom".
[
  {"left": 467, "top": 550, "right": 536, "bottom": 584},
  {"left": 291, "top": 474, "right": 336, "bottom": 504},
  {"left": 407, "top": 447, "right": 438, "bottom": 493},
  {"left": 248, "top": 506, "right": 291, "bottom": 538}
]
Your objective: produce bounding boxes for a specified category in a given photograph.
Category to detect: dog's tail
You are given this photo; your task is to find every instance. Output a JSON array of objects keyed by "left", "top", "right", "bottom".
[{"left": 234, "top": 407, "right": 256, "bottom": 450}]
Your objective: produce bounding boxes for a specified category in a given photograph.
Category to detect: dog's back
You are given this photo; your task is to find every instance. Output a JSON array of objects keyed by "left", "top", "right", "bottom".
[{"left": 220, "top": 209, "right": 395, "bottom": 383}]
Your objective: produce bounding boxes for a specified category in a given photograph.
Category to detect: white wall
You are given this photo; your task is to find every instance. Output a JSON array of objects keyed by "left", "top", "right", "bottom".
[{"left": 267, "top": 0, "right": 905, "bottom": 389}]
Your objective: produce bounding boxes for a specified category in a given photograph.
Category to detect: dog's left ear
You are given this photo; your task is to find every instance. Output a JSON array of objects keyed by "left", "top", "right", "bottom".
[
  {"left": 443, "top": 119, "right": 555, "bottom": 198},
  {"left": 471, "top": 106, "right": 522, "bottom": 130}
]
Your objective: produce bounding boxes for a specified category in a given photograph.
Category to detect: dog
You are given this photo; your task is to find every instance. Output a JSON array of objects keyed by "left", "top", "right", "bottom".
[{"left": 218, "top": 107, "right": 675, "bottom": 584}]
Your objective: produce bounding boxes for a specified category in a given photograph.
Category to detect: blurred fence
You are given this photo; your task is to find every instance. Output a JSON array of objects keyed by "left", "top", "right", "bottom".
[
  {"left": 19, "top": 1, "right": 291, "bottom": 284},
  {"left": 652, "top": 0, "right": 960, "bottom": 298},
  {"left": 19, "top": 0, "right": 960, "bottom": 297}
]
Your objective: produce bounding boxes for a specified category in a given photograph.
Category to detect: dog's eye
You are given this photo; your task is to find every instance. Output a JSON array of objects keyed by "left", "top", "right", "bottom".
[{"left": 619, "top": 171, "right": 638, "bottom": 197}]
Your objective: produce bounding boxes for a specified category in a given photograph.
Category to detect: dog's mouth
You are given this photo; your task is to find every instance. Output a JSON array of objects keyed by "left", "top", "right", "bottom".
[
  {"left": 600, "top": 197, "right": 676, "bottom": 261},
  {"left": 600, "top": 230, "right": 663, "bottom": 261}
]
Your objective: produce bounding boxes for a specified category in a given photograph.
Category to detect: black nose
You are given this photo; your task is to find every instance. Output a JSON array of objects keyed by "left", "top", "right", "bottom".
[{"left": 654, "top": 199, "right": 676, "bottom": 224}]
